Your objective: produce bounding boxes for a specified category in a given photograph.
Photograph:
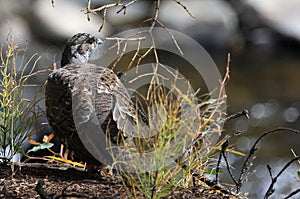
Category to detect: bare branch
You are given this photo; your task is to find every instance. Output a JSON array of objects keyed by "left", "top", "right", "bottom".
[
  {"left": 291, "top": 149, "right": 300, "bottom": 165},
  {"left": 112, "top": 40, "right": 128, "bottom": 69},
  {"left": 221, "top": 141, "right": 240, "bottom": 187},
  {"left": 284, "top": 188, "right": 300, "bottom": 199},
  {"left": 85, "top": 0, "right": 93, "bottom": 21},
  {"left": 127, "top": 39, "right": 141, "bottom": 70},
  {"left": 236, "top": 127, "right": 300, "bottom": 193},
  {"left": 117, "top": 0, "right": 140, "bottom": 14},
  {"left": 99, "top": 7, "right": 108, "bottom": 32},
  {"left": 266, "top": 165, "right": 273, "bottom": 180},
  {"left": 156, "top": 20, "right": 183, "bottom": 55},
  {"left": 172, "top": 0, "right": 195, "bottom": 18},
  {"left": 89, "top": 2, "right": 122, "bottom": 13},
  {"left": 106, "top": 37, "right": 146, "bottom": 41},
  {"left": 264, "top": 156, "right": 300, "bottom": 199},
  {"left": 84, "top": 1, "right": 124, "bottom": 30},
  {"left": 214, "top": 141, "right": 224, "bottom": 185},
  {"left": 150, "top": 0, "right": 160, "bottom": 29},
  {"left": 149, "top": 32, "right": 159, "bottom": 63},
  {"left": 137, "top": 46, "right": 153, "bottom": 67},
  {"left": 225, "top": 109, "right": 249, "bottom": 122}
]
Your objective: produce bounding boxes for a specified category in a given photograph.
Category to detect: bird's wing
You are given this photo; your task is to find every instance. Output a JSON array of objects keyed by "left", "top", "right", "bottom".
[
  {"left": 93, "top": 67, "right": 140, "bottom": 137},
  {"left": 45, "top": 67, "right": 77, "bottom": 143},
  {"left": 46, "top": 65, "right": 108, "bottom": 165}
]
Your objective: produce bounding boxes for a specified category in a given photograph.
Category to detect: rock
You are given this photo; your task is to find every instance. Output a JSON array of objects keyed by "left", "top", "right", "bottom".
[
  {"left": 246, "top": 0, "right": 300, "bottom": 41},
  {"left": 32, "top": 0, "right": 111, "bottom": 42},
  {"left": 159, "top": 0, "right": 240, "bottom": 55}
]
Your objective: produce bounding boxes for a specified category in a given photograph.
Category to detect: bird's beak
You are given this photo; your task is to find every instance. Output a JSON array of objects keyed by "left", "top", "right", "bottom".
[{"left": 97, "top": 38, "right": 104, "bottom": 45}]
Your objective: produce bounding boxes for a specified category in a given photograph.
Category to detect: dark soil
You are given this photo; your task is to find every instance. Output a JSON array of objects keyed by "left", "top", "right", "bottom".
[{"left": 0, "top": 163, "right": 245, "bottom": 199}]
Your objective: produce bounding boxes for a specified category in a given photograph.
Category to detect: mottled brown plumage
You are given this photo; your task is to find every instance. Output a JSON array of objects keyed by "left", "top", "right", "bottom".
[{"left": 45, "top": 33, "right": 147, "bottom": 166}]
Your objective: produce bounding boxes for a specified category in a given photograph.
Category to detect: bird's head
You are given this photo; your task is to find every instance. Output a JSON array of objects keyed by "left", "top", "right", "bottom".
[{"left": 61, "top": 33, "right": 103, "bottom": 67}]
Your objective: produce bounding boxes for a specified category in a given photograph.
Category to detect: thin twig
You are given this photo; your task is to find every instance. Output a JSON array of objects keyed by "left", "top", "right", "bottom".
[
  {"left": 219, "top": 53, "right": 230, "bottom": 100},
  {"left": 172, "top": 0, "right": 195, "bottom": 18},
  {"left": 174, "top": 62, "right": 232, "bottom": 166},
  {"left": 214, "top": 141, "right": 224, "bottom": 185},
  {"left": 102, "top": 30, "right": 148, "bottom": 59},
  {"left": 88, "top": 2, "right": 122, "bottom": 13},
  {"left": 106, "top": 37, "right": 146, "bottom": 41},
  {"left": 127, "top": 39, "right": 141, "bottom": 70},
  {"left": 225, "top": 109, "right": 249, "bottom": 122},
  {"left": 85, "top": 0, "right": 93, "bottom": 21},
  {"left": 99, "top": 7, "right": 107, "bottom": 32},
  {"left": 266, "top": 165, "right": 273, "bottom": 180},
  {"left": 284, "top": 188, "right": 300, "bottom": 199},
  {"left": 221, "top": 141, "right": 239, "bottom": 187},
  {"left": 117, "top": 0, "right": 140, "bottom": 14},
  {"left": 149, "top": 32, "right": 159, "bottom": 63},
  {"left": 236, "top": 127, "right": 300, "bottom": 193},
  {"left": 128, "top": 70, "right": 167, "bottom": 84},
  {"left": 204, "top": 54, "right": 230, "bottom": 126},
  {"left": 150, "top": 0, "right": 160, "bottom": 29},
  {"left": 291, "top": 149, "right": 300, "bottom": 165},
  {"left": 136, "top": 46, "right": 153, "bottom": 67},
  {"left": 112, "top": 40, "right": 128, "bottom": 69},
  {"left": 84, "top": 1, "right": 124, "bottom": 30},
  {"left": 264, "top": 156, "right": 300, "bottom": 199},
  {"left": 156, "top": 20, "right": 183, "bottom": 55}
]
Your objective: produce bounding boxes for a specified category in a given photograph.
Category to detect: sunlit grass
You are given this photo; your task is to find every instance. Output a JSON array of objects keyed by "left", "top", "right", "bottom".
[
  {"left": 109, "top": 76, "right": 227, "bottom": 199},
  {"left": 0, "top": 36, "right": 42, "bottom": 165}
]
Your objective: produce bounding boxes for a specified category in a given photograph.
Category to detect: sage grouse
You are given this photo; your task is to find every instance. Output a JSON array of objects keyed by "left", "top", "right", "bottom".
[{"left": 45, "top": 33, "right": 147, "bottom": 166}]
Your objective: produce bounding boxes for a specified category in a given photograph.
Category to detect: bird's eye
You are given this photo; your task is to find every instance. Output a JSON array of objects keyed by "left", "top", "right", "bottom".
[{"left": 86, "top": 37, "right": 96, "bottom": 44}]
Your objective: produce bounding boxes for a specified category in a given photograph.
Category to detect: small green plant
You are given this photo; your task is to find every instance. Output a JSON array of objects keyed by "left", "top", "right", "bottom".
[
  {"left": 23, "top": 133, "right": 85, "bottom": 167},
  {"left": 0, "top": 36, "right": 41, "bottom": 165}
]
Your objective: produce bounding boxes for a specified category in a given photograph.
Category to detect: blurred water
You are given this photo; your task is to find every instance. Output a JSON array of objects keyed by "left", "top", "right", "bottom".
[{"left": 222, "top": 48, "right": 300, "bottom": 198}]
